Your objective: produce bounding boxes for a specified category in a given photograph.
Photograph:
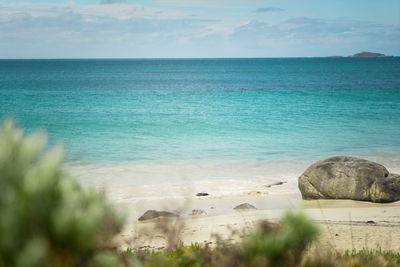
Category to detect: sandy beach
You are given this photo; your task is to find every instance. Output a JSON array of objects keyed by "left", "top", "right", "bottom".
[
  {"left": 116, "top": 191, "right": 400, "bottom": 252},
  {"left": 68, "top": 156, "right": 400, "bottom": 253}
]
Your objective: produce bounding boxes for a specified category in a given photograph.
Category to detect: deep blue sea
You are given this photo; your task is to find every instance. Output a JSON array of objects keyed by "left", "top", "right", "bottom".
[{"left": 1, "top": 58, "right": 400, "bottom": 200}]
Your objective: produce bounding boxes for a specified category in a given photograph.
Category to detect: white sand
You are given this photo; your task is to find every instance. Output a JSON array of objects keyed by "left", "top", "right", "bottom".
[
  {"left": 116, "top": 193, "right": 400, "bottom": 252},
  {"left": 70, "top": 158, "right": 400, "bottom": 252}
]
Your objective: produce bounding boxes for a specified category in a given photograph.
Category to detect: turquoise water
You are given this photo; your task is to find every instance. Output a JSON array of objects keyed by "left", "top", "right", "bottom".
[{"left": 1, "top": 58, "right": 400, "bottom": 162}]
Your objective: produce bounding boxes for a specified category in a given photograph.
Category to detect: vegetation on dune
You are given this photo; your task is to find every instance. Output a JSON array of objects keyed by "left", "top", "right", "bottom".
[
  {"left": 0, "top": 119, "right": 124, "bottom": 267},
  {"left": 129, "top": 211, "right": 319, "bottom": 267},
  {"left": 0, "top": 119, "right": 399, "bottom": 267},
  {"left": 130, "top": 244, "right": 400, "bottom": 267}
]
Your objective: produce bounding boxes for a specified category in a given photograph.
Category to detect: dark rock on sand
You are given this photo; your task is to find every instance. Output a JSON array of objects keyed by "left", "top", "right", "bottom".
[
  {"left": 265, "top": 181, "right": 286, "bottom": 188},
  {"left": 298, "top": 156, "right": 400, "bottom": 203},
  {"left": 138, "top": 210, "right": 179, "bottom": 221},
  {"left": 191, "top": 209, "right": 207, "bottom": 216},
  {"left": 196, "top": 192, "right": 209, "bottom": 196},
  {"left": 247, "top": 191, "right": 262, "bottom": 196},
  {"left": 234, "top": 203, "right": 257, "bottom": 210}
]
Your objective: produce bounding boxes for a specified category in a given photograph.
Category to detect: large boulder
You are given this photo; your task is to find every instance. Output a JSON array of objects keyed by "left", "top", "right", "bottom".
[{"left": 298, "top": 156, "right": 400, "bottom": 203}]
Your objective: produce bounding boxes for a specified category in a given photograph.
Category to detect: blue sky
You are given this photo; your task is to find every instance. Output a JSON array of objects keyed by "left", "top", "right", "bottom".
[{"left": 0, "top": 0, "right": 399, "bottom": 58}]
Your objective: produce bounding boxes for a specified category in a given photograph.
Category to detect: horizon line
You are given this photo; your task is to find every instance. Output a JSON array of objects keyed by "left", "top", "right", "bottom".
[{"left": 0, "top": 55, "right": 398, "bottom": 60}]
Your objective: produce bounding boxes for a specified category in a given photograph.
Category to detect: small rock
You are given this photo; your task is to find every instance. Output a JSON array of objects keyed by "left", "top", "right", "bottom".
[
  {"left": 366, "top": 220, "right": 376, "bottom": 224},
  {"left": 247, "top": 191, "right": 262, "bottom": 196},
  {"left": 196, "top": 192, "right": 209, "bottom": 197},
  {"left": 138, "top": 210, "right": 179, "bottom": 221},
  {"left": 265, "top": 181, "right": 286, "bottom": 188},
  {"left": 234, "top": 203, "right": 257, "bottom": 210},
  {"left": 191, "top": 209, "right": 207, "bottom": 216}
]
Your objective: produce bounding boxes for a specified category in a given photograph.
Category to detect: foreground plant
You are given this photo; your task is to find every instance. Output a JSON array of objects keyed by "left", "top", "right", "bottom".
[
  {"left": 128, "top": 211, "right": 320, "bottom": 267},
  {"left": 0, "top": 120, "right": 124, "bottom": 267},
  {"left": 239, "top": 211, "right": 320, "bottom": 266},
  {"left": 303, "top": 249, "right": 400, "bottom": 267}
]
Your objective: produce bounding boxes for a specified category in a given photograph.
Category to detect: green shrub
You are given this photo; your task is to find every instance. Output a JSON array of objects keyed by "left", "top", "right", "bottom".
[
  {"left": 303, "top": 249, "right": 400, "bottom": 267},
  {"left": 237, "top": 211, "right": 320, "bottom": 266},
  {"left": 129, "top": 211, "right": 320, "bottom": 267},
  {"left": 0, "top": 120, "right": 124, "bottom": 267}
]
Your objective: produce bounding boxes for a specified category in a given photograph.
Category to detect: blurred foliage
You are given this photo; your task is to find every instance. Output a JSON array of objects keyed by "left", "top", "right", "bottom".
[
  {"left": 303, "top": 249, "right": 400, "bottom": 267},
  {"left": 0, "top": 119, "right": 124, "bottom": 267},
  {"left": 239, "top": 211, "right": 320, "bottom": 266},
  {"left": 128, "top": 214, "right": 400, "bottom": 267},
  {"left": 129, "top": 245, "right": 400, "bottom": 267},
  {"left": 128, "top": 211, "right": 320, "bottom": 267}
]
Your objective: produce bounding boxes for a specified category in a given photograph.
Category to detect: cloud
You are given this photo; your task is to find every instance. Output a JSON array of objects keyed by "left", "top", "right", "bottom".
[
  {"left": 229, "top": 17, "right": 400, "bottom": 56},
  {"left": 0, "top": 2, "right": 398, "bottom": 58},
  {"left": 100, "top": 0, "right": 127, "bottom": 4},
  {"left": 256, "top": 7, "right": 284, "bottom": 13},
  {"left": 283, "top": 17, "right": 324, "bottom": 26},
  {"left": 0, "top": 2, "right": 223, "bottom": 57},
  {"left": 0, "top": 2, "right": 192, "bottom": 21}
]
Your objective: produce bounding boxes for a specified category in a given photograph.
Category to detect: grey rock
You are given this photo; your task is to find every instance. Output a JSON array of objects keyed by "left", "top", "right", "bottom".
[
  {"left": 191, "top": 209, "right": 207, "bottom": 216},
  {"left": 265, "top": 181, "right": 286, "bottom": 188},
  {"left": 247, "top": 191, "right": 262, "bottom": 196},
  {"left": 138, "top": 210, "right": 179, "bottom": 221},
  {"left": 234, "top": 203, "right": 257, "bottom": 210},
  {"left": 196, "top": 192, "right": 209, "bottom": 197},
  {"left": 298, "top": 156, "right": 400, "bottom": 203}
]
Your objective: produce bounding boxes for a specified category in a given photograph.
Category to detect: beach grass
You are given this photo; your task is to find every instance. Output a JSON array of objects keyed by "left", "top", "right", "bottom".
[{"left": 124, "top": 245, "right": 400, "bottom": 267}]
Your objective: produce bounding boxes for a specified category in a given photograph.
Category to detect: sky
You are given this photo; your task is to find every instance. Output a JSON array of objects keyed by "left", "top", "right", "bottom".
[{"left": 0, "top": 0, "right": 399, "bottom": 58}]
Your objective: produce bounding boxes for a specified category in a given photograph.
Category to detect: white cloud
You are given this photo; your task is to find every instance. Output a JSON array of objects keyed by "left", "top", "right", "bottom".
[
  {"left": 256, "top": 7, "right": 284, "bottom": 13},
  {"left": 231, "top": 17, "right": 400, "bottom": 45},
  {"left": 100, "top": 0, "right": 127, "bottom": 4},
  {"left": 0, "top": 2, "right": 190, "bottom": 20},
  {"left": 0, "top": 1, "right": 228, "bottom": 58},
  {"left": 0, "top": 2, "right": 398, "bottom": 58}
]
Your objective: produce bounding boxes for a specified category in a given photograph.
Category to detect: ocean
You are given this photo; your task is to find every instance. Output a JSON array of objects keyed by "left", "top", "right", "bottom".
[{"left": 1, "top": 58, "right": 400, "bottom": 202}]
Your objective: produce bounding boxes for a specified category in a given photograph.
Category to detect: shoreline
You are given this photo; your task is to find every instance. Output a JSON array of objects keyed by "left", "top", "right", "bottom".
[{"left": 70, "top": 155, "right": 400, "bottom": 203}]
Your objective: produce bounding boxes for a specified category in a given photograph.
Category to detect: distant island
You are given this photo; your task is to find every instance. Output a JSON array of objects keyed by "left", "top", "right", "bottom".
[
  {"left": 325, "top": 52, "right": 391, "bottom": 58},
  {"left": 348, "top": 51, "right": 389, "bottom": 57}
]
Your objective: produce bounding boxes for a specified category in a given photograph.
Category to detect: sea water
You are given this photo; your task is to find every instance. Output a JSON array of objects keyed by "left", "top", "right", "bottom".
[{"left": 1, "top": 58, "right": 400, "bottom": 201}]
